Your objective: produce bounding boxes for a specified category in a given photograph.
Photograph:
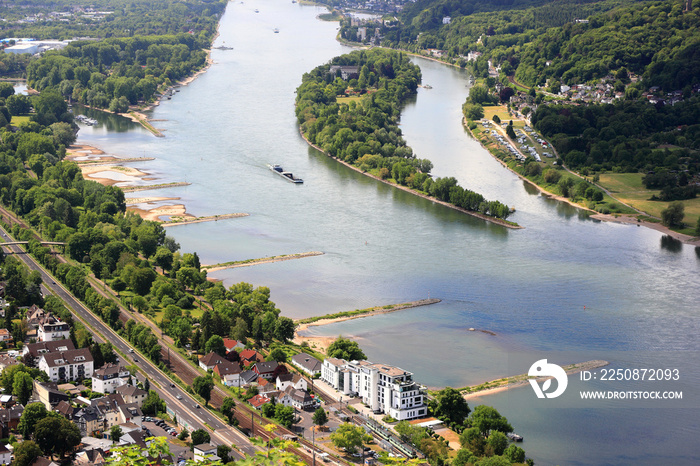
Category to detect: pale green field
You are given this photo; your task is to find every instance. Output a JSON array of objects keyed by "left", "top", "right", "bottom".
[
  {"left": 336, "top": 95, "right": 363, "bottom": 104},
  {"left": 598, "top": 173, "right": 700, "bottom": 226},
  {"left": 10, "top": 115, "right": 30, "bottom": 125},
  {"left": 483, "top": 105, "right": 512, "bottom": 122}
]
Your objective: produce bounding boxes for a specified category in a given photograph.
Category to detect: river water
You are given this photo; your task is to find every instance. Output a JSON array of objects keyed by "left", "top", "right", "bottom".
[{"left": 73, "top": 1, "right": 700, "bottom": 464}]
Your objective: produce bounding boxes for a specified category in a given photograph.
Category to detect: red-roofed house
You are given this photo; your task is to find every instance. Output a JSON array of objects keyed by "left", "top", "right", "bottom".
[
  {"left": 240, "top": 349, "right": 264, "bottom": 366},
  {"left": 223, "top": 338, "right": 244, "bottom": 352},
  {"left": 249, "top": 394, "right": 271, "bottom": 410}
]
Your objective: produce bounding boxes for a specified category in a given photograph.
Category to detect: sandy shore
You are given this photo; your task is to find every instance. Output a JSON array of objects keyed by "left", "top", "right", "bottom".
[
  {"left": 129, "top": 204, "right": 194, "bottom": 222},
  {"left": 293, "top": 298, "right": 442, "bottom": 352},
  {"left": 460, "top": 360, "right": 609, "bottom": 400}
]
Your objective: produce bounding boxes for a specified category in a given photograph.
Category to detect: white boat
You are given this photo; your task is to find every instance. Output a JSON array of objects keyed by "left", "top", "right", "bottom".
[
  {"left": 268, "top": 164, "right": 303, "bottom": 183},
  {"left": 273, "top": 28, "right": 279, "bottom": 33}
]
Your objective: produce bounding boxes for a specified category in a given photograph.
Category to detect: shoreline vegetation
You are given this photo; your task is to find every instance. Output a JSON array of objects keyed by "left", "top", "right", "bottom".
[
  {"left": 299, "top": 131, "right": 522, "bottom": 229},
  {"left": 202, "top": 251, "right": 324, "bottom": 272},
  {"left": 463, "top": 119, "right": 700, "bottom": 246},
  {"left": 293, "top": 298, "right": 441, "bottom": 353},
  {"left": 458, "top": 360, "right": 609, "bottom": 399},
  {"left": 296, "top": 48, "right": 519, "bottom": 228}
]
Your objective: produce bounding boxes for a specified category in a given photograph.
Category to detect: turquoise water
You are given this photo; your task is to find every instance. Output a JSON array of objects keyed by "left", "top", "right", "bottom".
[{"left": 73, "top": 1, "right": 700, "bottom": 464}]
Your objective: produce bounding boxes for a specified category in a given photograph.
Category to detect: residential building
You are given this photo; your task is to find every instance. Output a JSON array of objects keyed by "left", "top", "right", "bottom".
[
  {"left": 321, "top": 359, "right": 427, "bottom": 421},
  {"left": 282, "top": 385, "right": 315, "bottom": 410},
  {"left": 0, "top": 355, "right": 18, "bottom": 372},
  {"left": 253, "top": 361, "right": 287, "bottom": 380},
  {"left": 223, "top": 338, "right": 244, "bottom": 353},
  {"left": 23, "top": 339, "right": 75, "bottom": 364},
  {"left": 199, "top": 352, "right": 227, "bottom": 371},
  {"left": 248, "top": 394, "right": 271, "bottom": 410},
  {"left": 213, "top": 360, "right": 242, "bottom": 386},
  {"left": 38, "top": 347, "right": 93, "bottom": 382},
  {"left": 0, "top": 329, "right": 11, "bottom": 344},
  {"left": 239, "top": 370, "right": 258, "bottom": 385},
  {"left": 74, "top": 406, "right": 104, "bottom": 436},
  {"left": 74, "top": 448, "right": 108, "bottom": 466},
  {"left": 276, "top": 373, "right": 307, "bottom": 392},
  {"left": 257, "top": 377, "right": 275, "bottom": 394},
  {"left": 38, "top": 319, "right": 70, "bottom": 342},
  {"left": 0, "top": 443, "right": 10, "bottom": 465},
  {"left": 115, "top": 384, "right": 148, "bottom": 408},
  {"left": 291, "top": 353, "right": 322, "bottom": 376},
  {"left": 329, "top": 65, "right": 360, "bottom": 80},
  {"left": 240, "top": 349, "right": 264, "bottom": 366},
  {"left": 34, "top": 380, "right": 70, "bottom": 410},
  {"left": 194, "top": 443, "right": 219, "bottom": 462},
  {"left": 0, "top": 405, "right": 23, "bottom": 438},
  {"left": 29, "top": 457, "right": 59, "bottom": 466},
  {"left": 92, "top": 364, "right": 130, "bottom": 394}
]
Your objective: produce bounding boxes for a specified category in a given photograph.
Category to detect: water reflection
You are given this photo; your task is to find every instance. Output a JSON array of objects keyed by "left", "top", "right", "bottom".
[
  {"left": 72, "top": 104, "right": 139, "bottom": 133},
  {"left": 660, "top": 234, "right": 682, "bottom": 252},
  {"left": 522, "top": 179, "right": 540, "bottom": 196}
]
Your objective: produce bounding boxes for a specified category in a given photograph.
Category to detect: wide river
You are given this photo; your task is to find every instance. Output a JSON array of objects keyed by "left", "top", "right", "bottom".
[{"left": 73, "top": 1, "right": 700, "bottom": 464}]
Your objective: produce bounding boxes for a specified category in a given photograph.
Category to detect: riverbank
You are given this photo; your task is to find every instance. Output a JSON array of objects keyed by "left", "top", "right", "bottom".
[
  {"left": 293, "top": 298, "right": 441, "bottom": 353},
  {"left": 459, "top": 360, "right": 609, "bottom": 400},
  {"left": 299, "top": 130, "right": 521, "bottom": 229},
  {"left": 463, "top": 120, "right": 700, "bottom": 245}
]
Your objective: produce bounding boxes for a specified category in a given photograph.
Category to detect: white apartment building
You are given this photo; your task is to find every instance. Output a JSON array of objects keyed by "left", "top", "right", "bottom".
[
  {"left": 92, "top": 364, "right": 130, "bottom": 394},
  {"left": 38, "top": 348, "right": 94, "bottom": 383},
  {"left": 38, "top": 320, "right": 71, "bottom": 342},
  {"left": 321, "top": 358, "right": 427, "bottom": 420}
]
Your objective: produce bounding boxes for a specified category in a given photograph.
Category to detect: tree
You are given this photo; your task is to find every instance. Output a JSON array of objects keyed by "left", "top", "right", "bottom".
[
  {"left": 487, "top": 431, "right": 508, "bottom": 456},
  {"left": 430, "top": 387, "right": 470, "bottom": 426},
  {"left": 313, "top": 407, "right": 328, "bottom": 427},
  {"left": 13, "top": 371, "right": 34, "bottom": 405},
  {"left": 274, "top": 316, "right": 296, "bottom": 343},
  {"left": 191, "top": 428, "right": 210, "bottom": 446},
  {"left": 275, "top": 404, "right": 296, "bottom": 428},
  {"left": 266, "top": 347, "right": 287, "bottom": 363},
  {"left": 661, "top": 201, "right": 685, "bottom": 228},
  {"left": 18, "top": 402, "right": 48, "bottom": 439},
  {"left": 178, "top": 428, "right": 190, "bottom": 441},
  {"left": 221, "top": 397, "right": 236, "bottom": 424},
  {"left": 12, "top": 440, "right": 42, "bottom": 466},
  {"left": 327, "top": 337, "right": 366, "bottom": 360},
  {"left": 153, "top": 246, "right": 174, "bottom": 272},
  {"left": 205, "top": 335, "right": 226, "bottom": 356},
  {"left": 464, "top": 103, "right": 484, "bottom": 120},
  {"left": 330, "top": 422, "right": 371, "bottom": 454},
  {"left": 34, "top": 415, "right": 81, "bottom": 458},
  {"left": 469, "top": 405, "right": 513, "bottom": 436},
  {"left": 453, "top": 448, "right": 478, "bottom": 466},
  {"left": 217, "top": 444, "right": 232, "bottom": 463},
  {"left": 504, "top": 444, "right": 526, "bottom": 463},
  {"left": 111, "top": 424, "right": 124, "bottom": 441},
  {"left": 142, "top": 390, "right": 165, "bottom": 416},
  {"left": 193, "top": 375, "right": 214, "bottom": 406},
  {"left": 459, "top": 427, "right": 485, "bottom": 456}
]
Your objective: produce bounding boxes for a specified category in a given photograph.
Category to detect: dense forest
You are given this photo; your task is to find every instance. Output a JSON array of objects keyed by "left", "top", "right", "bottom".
[
  {"left": 296, "top": 48, "right": 512, "bottom": 220},
  {"left": 26, "top": 34, "right": 209, "bottom": 112},
  {"left": 0, "top": 0, "right": 227, "bottom": 42}
]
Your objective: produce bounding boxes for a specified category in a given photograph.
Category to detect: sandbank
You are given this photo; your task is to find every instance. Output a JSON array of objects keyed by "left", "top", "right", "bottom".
[
  {"left": 128, "top": 204, "right": 194, "bottom": 223},
  {"left": 293, "top": 298, "right": 442, "bottom": 350}
]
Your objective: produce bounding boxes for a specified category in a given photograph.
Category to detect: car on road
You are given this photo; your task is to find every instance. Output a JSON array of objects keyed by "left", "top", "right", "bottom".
[
  {"left": 194, "top": 404, "right": 200, "bottom": 409},
  {"left": 176, "top": 395, "right": 182, "bottom": 400},
  {"left": 129, "top": 349, "right": 134, "bottom": 353}
]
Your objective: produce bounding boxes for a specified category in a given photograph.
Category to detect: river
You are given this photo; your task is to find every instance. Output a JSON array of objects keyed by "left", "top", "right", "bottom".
[{"left": 73, "top": 1, "right": 700, "bottom": 464}]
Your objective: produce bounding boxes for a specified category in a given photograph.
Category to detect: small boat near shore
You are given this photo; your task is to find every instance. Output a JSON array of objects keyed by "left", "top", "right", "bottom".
[
  {"left": 268, "top": 164, "right": 303, "bottom": 183},
  {"left": 507, "top": 432, "right": 523, "bottom": 442}
]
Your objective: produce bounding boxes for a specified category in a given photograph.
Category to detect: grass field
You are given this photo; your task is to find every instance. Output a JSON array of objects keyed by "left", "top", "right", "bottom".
[
  {"left": 10, "top": 115, "right": 30, "bottom": 125},
  {"left": 336, "top": 95, "right": 363, "bottom": 104},
  {"left": 598, "top": 173, "right": 700, "bottom": 226},
  {"left": 482, "top": 105, "right": 513, "bottom": 123}
]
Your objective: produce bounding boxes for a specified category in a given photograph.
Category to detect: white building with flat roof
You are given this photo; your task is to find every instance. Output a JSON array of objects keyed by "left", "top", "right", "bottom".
[
  {"left": 321, "top": 358, "right": 427, "bottom": 420},
  {"left": 5, "top": 43, "right": 38, "bottom": 55}
]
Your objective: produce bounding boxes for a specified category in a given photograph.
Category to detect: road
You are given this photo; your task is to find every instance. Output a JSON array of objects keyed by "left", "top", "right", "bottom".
[{"left": 0, "top": 226, "right": 256, "bottom": 459}]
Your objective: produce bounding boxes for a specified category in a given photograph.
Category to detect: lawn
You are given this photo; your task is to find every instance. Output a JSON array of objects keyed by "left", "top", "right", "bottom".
[
  {"left": 598, "top": 173, "right": 700, "bottom": 226},
  {"left": 10, "top": 115, "right": 30, "bottom": 125},
  {"left": 336, "top": 95, "right": 363, "bottom": 104},
  {"left": 482, "top": 105, "right": 512, "bottom": 123}
]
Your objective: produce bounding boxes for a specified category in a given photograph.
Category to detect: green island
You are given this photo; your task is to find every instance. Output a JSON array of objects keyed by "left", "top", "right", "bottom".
[
  {"left": 335, "top": 0, "right": 700, "bottom": 240},
  {"left": 295, "top": 48, "right": 517, "bottom": 227}
]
